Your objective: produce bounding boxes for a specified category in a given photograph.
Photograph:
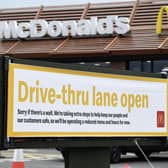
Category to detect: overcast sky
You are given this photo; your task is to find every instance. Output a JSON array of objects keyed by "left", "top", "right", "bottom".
[{"left": 1, "top": 0, "right": 133, "bottom": 9}]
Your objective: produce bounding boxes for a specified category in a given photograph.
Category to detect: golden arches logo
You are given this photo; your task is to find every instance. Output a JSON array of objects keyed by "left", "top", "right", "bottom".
[{"left": 156, "top": 6, "right": 168, "bottom": 35}]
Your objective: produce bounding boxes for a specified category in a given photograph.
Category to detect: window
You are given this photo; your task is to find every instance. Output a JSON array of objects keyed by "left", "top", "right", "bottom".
[
  {"left": 129, "top": 61, "right": 152, "bottom": 72},
  {"left": 153, "top": 60, "right": 168, "bottom": 73},
  {"left": 129, "top": 61, "right": 142, "bottom": 72}
]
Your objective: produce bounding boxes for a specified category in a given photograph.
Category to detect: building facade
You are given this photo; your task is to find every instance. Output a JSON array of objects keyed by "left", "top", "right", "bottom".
[{"left": 0, "top": 0, "right": 168, "bottom": 73}]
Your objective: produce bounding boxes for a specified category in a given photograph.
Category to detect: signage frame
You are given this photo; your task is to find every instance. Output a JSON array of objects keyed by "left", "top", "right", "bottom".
[
  {"left": 7, "top": 62, "right": 168, "bottom": 138},
  {"left": 1, "top": 56, "right": 167, "bottom": 148},
  {"left": 0, "top": 57, "right": 8, "bottom": 149}
]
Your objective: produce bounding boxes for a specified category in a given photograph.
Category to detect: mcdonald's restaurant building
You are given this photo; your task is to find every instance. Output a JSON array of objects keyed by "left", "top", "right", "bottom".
[{"left": 0, "top": 0, "right": 168, "bottom": 73}]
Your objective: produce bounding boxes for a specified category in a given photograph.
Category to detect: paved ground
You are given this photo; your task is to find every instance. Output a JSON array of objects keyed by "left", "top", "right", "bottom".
[
  {"left": 0, "top": 149, "right": 62, "bottom": 162},
  {"left": 1, "top": 149, "right": 168, "bottom": 168}
]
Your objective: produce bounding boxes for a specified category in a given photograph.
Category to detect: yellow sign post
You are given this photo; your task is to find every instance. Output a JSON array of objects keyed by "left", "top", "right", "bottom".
[{"left": 156, "top": 6, "right": 168, "bottom": 35}]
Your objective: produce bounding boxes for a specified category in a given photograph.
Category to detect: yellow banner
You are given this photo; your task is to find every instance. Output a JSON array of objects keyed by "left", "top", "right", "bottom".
[{"left": 156, "top": 6, "right": 168, "bottom": 35}]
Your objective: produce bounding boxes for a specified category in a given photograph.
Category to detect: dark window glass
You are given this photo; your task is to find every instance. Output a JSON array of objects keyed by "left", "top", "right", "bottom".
[
  {"left": 129, "top": 61, "right": 152, "bottom": 73},
  {"left": 129, "top": 61, "right": 142, "bottom": 72},
  {"left": 142, "top": 61, "right": 152, "bottom": 73},
  {"left": 153, "top": 60, "right": 168, "bottom": 73}
]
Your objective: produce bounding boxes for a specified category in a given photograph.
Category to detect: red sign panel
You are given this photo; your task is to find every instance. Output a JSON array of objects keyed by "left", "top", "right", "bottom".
[{"left": 157, "top": 111, "right": 165, "bottom": 128}]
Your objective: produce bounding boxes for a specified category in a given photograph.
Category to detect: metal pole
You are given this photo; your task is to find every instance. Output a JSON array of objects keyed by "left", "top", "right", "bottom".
[{"left": 134, "top": 139, "right": 155, "bottom": 168}]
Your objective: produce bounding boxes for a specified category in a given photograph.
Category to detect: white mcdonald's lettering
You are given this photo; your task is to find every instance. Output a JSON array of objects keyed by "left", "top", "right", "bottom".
[
  {"left": 0, "top": 16, "right": 130, "bottom": 40},
  {"left": 156, "top": 6, "right": 168, "bottom": 35}
]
